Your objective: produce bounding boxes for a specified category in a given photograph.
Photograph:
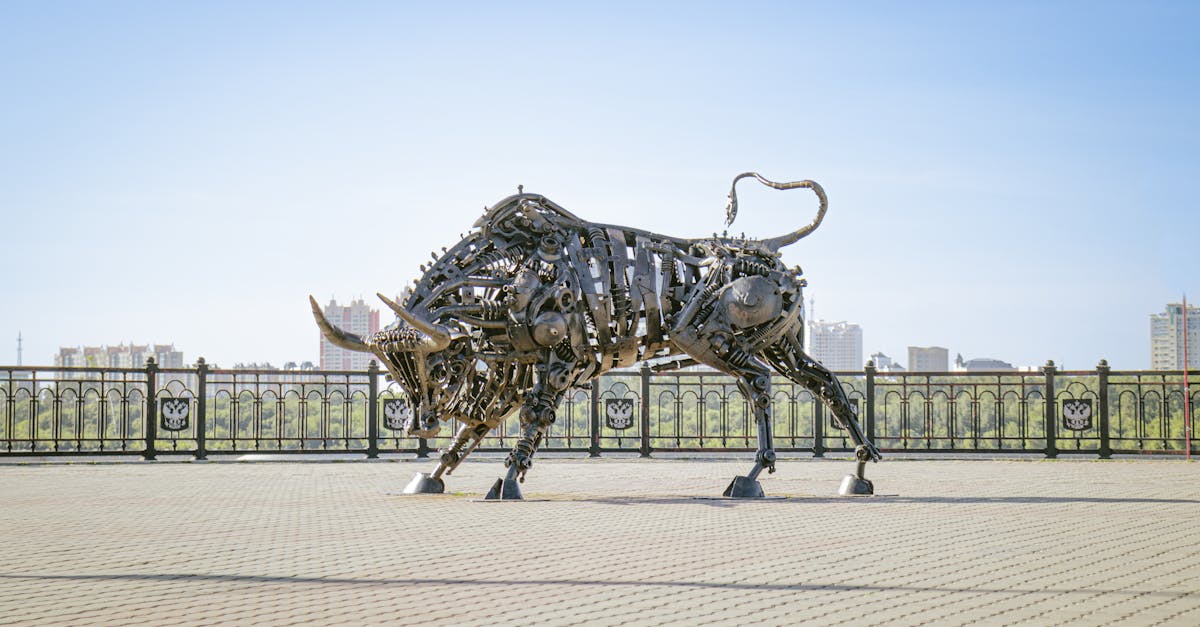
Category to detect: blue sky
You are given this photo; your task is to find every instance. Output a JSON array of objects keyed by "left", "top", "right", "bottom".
[{"left": 2, "top": 1, "right": 1197, "bottom": 370}]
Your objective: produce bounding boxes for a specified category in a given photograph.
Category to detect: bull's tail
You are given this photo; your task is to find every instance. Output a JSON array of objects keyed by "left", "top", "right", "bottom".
[{"left": 724, "top": 172, "right": 828, "bottom": 253}]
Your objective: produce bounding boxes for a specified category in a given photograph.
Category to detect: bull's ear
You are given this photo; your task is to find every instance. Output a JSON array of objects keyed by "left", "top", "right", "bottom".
[
  {"left": 377, "top": 293, "right": 451, "bottom": 352},
  {"left": 309, "top": 295, "right": 372, "bottom": 352}
]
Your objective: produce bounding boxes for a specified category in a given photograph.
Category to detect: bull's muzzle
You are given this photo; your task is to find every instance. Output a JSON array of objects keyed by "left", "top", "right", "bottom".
[{"left": 406, "top": 406, "right": 442, "bottom": 439}]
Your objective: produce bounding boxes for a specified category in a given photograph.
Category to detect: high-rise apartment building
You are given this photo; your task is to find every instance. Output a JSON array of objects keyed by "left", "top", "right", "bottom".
[
  {"left": 808, "top": 320, "right": 863, "bottom": 371},
  {"left": 1150, "top": 302, "right": 1200, "bottom": 370},
  {"left": 55, "top": 343, "right": 184, "bottom": 368},
  {"left": 318, "top": 298, "right": 380, "bottom": 370},
  {"left": 907, "top": 346, "right": 949, "bottom": 372}
]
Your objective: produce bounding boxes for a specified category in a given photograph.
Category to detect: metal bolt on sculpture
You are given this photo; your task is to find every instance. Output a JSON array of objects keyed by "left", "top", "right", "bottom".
[{"left": 311, "top": 172, "right": 882, "bottom": 499}]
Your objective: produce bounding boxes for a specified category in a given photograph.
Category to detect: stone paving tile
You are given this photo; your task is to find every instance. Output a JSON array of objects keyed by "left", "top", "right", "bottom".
[{"left": 0, "top": 457, "right": 1197, "bottom": 625}]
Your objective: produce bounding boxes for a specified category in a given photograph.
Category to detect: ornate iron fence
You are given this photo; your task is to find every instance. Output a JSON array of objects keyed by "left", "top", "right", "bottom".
[{"left": 1, "top": 358, "right": 1195, "bottom": 459}]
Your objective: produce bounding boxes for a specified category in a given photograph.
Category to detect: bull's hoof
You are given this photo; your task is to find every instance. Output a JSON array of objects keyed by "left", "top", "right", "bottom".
[
  {"left": 723, "top": 475, "right": 765, "bottom": 498},
  {"left": 484, "top": 477, "right": 524, "bottom": 500},
  {"left": 838, "top": 474, "right": 874, "bottom": 496},
  {"left": 402, "top": 472, "right": 445, "bottom": 494}
]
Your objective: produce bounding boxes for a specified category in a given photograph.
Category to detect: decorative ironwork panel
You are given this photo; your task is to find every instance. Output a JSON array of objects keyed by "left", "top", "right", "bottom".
[
  {"left": 203, "top": 368, "right": 370, "bottom": 453},
  {"left": 1108, "top": 371, "right": 1191, "bottom": 453},
  {"left": 0, "top": 366, "right": 148, "bottom": 454},
  {"left": 872, "top": 372, "right": 1047, "bottom": 452}
]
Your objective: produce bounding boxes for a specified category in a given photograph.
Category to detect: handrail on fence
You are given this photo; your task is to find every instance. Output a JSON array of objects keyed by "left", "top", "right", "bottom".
[{"left": 1, "top": 358, "right": 1195, "bottom": 460}]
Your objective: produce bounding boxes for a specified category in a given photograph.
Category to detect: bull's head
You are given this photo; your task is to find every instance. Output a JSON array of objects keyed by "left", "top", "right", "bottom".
[{"left": 309, "top": 294, "right": 474, "bottom": 438}]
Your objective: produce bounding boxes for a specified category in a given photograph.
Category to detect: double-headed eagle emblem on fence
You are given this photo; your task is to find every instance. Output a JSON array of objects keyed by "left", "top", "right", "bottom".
[
  {"left": 605, "top": 399, "right": 635, "bottom": 430},
  {"left": 159, "top": 398, "right": 190, "bottom": 431},
  {"left": 1061, "top": 399, "right": 1093, "bottom": 431}
]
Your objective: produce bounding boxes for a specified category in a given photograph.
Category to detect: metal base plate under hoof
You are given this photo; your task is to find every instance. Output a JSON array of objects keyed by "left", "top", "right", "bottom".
[
  {"left": 484, "top": 477, "right": 524, "bottom": 500},
  {"left": 838, "top": 474, "right": 875, "bottom": 496},
  {"left": 402, "top": 472, "right": 445, "bottom": 495},
  {"left": 723, "top": 476, "right": 766, "bottom": 498}
]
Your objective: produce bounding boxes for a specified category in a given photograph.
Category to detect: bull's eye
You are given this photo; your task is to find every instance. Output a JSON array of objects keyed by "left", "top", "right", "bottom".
[{"left": 430, "top": 365, "right": 446, "bottom": 380}]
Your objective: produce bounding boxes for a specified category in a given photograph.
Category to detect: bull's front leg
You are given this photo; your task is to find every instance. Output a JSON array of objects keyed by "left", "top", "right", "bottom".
[
  {"left": 486, "top": 364, "right": 570, "bottom": 500},
  {"left": 791, "top": 357, "right": 881, "bottom": 495},
  {"left": 402, "top": 421, "right": 473, "bottom": 494}
]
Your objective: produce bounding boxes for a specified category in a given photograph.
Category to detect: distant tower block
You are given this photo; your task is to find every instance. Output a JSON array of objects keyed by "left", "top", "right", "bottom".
[
  {"left": 808, "top": 320, "right": 863, "bottom": 371},
  {"left": 318, "top": 298, "right": 381, "bottom": 370},
  {"left": 908, "top": 346, "right": 949, "bottom": 372},
  {"left": 1150, "top": 302, "right": 1200, "bottom": 370}
]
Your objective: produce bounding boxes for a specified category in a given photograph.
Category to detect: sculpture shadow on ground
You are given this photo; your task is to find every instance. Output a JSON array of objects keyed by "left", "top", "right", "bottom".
[
  {"left": 522, "top": 495, "right": 1200, "bottom": 506},
  {"left": 0, "top": 573, "right": 1191, "bottom": 601}
]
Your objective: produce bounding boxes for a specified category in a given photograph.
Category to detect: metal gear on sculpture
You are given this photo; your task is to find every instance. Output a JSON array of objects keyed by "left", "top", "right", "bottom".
[{"left": 310, "top": 172, "right": 882, "bottom": 499}]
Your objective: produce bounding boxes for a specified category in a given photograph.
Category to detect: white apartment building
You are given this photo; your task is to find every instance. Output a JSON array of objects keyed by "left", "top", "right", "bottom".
[
  {"left": 319, "top": 298, "right": 380, "bottom": 371},
  {"left": 55, "top": 343, "right": 185, "bottom": 369},
  {"left": 808, "top": 320, "right": 863, "bottom": 371},
  {"left": 1150, "top": 302, "right": 1200, "bottom": 370}
]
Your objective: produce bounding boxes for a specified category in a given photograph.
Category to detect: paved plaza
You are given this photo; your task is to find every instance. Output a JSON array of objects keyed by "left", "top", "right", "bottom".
[{"left": 1, "top": 456, "right": 1197, "bottom": 625}]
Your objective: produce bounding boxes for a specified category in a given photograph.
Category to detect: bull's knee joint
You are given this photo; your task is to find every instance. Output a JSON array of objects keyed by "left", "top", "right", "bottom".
[{"left": 754, "top": 392, "right": 771, "bottom": 409}]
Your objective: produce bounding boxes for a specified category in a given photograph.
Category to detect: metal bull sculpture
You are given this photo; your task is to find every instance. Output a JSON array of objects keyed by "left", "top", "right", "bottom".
[{"left": 310, "top": 172, "right": 882, "bottom": 499}]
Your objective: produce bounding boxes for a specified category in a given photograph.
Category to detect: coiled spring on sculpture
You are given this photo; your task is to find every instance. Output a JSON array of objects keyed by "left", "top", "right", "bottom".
[
  {"left": 733, "top": 258, "right": 774, "bottom": 277},
  {"left": 553, "top": 340, "right": 577, "bottom": 362},
  {"left": 473, "top": 248, "right": 525, "bottom": 274},
  {"left": 473, "top": 299, "right": 509, "bottom": 321},
  {"left": 692, "top": 281, "right": 724, "bottom": 325},
  {"left": 372, "top": 327, "right": 428, "bottom": 352},
  {"left": 586, "top": 227, "right": 608, "bottom": 248},
  {"left": 725, "top": 348, "right": 754, "bottom": 369}
]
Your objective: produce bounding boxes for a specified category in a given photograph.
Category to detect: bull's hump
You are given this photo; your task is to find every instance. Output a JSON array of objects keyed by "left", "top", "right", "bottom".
[{"left": 473, "top": 193, "right": 587, "bottom": 230}]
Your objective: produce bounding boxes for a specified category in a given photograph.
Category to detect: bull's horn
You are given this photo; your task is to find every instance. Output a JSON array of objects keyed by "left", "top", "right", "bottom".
[
  {"left": 309, "top": 295, "right": 371, "bottom": 352},
  {"left": 376, "top": 292, "right": 451, "bottom": 352},
  {"left": 724, "top": 172, "right": 829, "bottom": 252}
]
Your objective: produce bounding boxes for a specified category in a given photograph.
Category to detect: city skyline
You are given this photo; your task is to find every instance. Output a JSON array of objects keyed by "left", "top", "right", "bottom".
[
  {"left": 27, "top": 299, "right": 1193, "bottom": 372},
  {"left": 2, "top": 3, "right": 1197, "bottom": 371}
]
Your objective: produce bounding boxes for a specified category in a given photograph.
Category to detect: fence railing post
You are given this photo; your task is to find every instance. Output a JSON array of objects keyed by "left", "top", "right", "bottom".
[
  {"left": 144, "top": 357, "right": 158, "bottom": 461},
  {"left": 589, "top": 379, "right": 601, "bottom": 457},
  {"left": 812, "top": 399, "right": 826, "bottom": 458},
  {"left": 1097, "top": 359, "right": 1111, "bottom": 459},
  {"left": 1044, "top": 360, "right": 1058, "bottom": 459},
  {"left": 865, "top": 361, "right": 877, "bottom": 444},
  {"left": 195, "top": 358, "right": 208, "bottom": 460},
  {"left": 366, "top": 360, "right": 379, "bottom": 459},
  {"left": 639, "top": 364, "right": 651, "bottom": 458}
]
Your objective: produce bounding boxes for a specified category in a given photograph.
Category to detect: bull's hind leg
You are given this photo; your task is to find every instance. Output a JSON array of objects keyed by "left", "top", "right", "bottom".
[
  {"left": 766, "top": 338, "right": 882, "bottom": 495},
  {"left": 658, "top": 354, "right": 778, "bottom": 498},
  {"left": 670, "top": 332, "right": 780, "bottom": 497}
]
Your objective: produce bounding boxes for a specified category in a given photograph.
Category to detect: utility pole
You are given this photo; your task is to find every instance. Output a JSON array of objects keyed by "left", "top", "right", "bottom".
[
  {"left": 1184, "top": 296, "right": 1192, "bottom": 461},
  {"left": 807, "top": 296, "right": 815, "bottom": 348}
]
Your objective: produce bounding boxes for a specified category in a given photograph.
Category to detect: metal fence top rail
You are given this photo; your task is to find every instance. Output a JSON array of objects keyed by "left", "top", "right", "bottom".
[{"left": 4, "top": 362, "right": 1198, "bottom": 375}]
